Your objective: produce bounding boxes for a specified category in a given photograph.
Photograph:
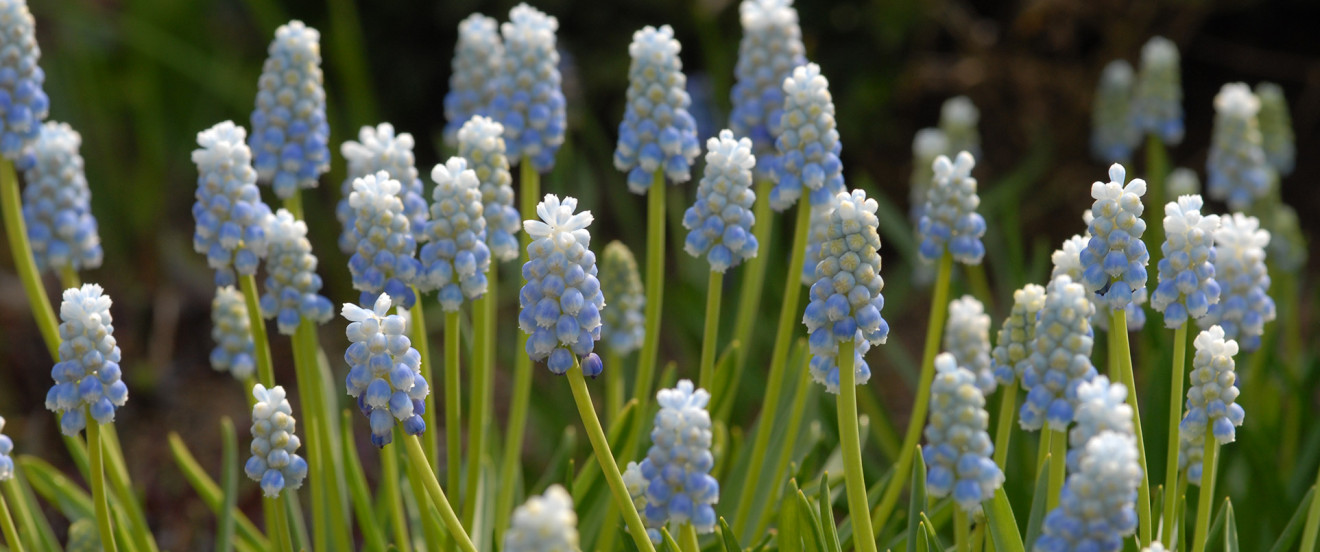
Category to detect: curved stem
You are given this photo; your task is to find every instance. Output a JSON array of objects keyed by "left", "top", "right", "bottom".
[
  {"left": 992, "top": 384, "right": 1018, "bottom": 469},
  {"left": 403, "top": 440, "right": 448, "bottom": 551},
  {"left": 0, "top": 157, "right": 59, "bottom": 358},
  {"left": 0, "top": 486, "right": 22, "bottom": 552},
  {"left": 239, "top": 274, "right": 274, "bottom": 388},
  {"left": 267, "top": 496, "right": 295, "bottom": 552},
  {"left": 1110, "top": 309, "right": 1153, "bottom": 546},
  {"left": 444, "top": 311, "right": 462, "bottom": 514},
  {"left": 697, "top": 270, "right": 723, "bottom": 390},
  {"left": 404, "top": 434, "right": 477, "bottom": 552},
  {"left": 410, "top": 288, "right": 438, "bottom": 471},
  {"left": 381, "top": 439, "right": 411, "bottom": 552},
  {"left": 1190, "top": 439, "right": 1219, "bottom": 552},
  {"left": 87, "top": 419, "right": 119, "bottom": 552},
  {"left": 954, "top": 508, "right": 970, "bottom": 552},
  {"left": 722, "top": 179, "right": 774, "bottom": 423},
  {"left": 1047, "top": 429, "right": 1066, "bottom": 510},
  {"left": 838, "top": 338, "right": 878, "bottom": 552},
  {"left": 1162, "top": 325, "right": 1188, "bottom": 548},
  {"left": 2, "top": 478, "right": 37, "bottom": 552}
]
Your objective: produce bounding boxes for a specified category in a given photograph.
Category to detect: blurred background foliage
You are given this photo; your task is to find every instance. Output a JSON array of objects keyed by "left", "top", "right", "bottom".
[{"left": 1, "top": 0, "right": 1318, "bottom": 549}]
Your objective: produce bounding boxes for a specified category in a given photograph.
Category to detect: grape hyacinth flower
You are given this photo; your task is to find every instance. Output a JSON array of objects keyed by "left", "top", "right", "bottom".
[
  {"left": 908, "top": 127, "right": 948, "bottom": 225},
  {"left": 923, "top": 353, "right": 1004, "bottom": 512},
  {"left": 939, "top": 96, "right": 980, "bottom": 161},
  {"left": 419, "top": 157, "right": 490, "bottom": 310},
  {"left": 1199, "top": 214, "right": 1274, "bottom": 351},
  {"left": 636, "top": 380, "right": 719, "bottom": 539},
  {"left": 249, "top": 21, "right": 329, "bottom": 199},
  {"left": 458, "top": 116, "right": 521, "bottom": 262},
  {"left": 683, "top": 130, "right": 759, "bottom": 272},
  {"left": 503, "top": 484, "right": 579, "bottom": 552},
  {"left": 0, "top": 416, "right": 12, "bottom": 481},
  {"left": 1079, "top": 163, "right": 1149, "bottom": 312},
  {"left": 802, "top": 189, "right": 889, "bottom": 392},
  {"left": 945, "top": 295, "right": 994, "bottom": 394},
  {"left": 260, "top": 209, "right": 333, "bottom": 334},
  {"left": 211, "top": 286, "right": 256, "bottom": 381},
  {"left": 801, "top": 193, "right": 838, "bottom": 285},
  {"left": 0, "top": 0, "right": 50, "bottom": 163},
  {"left": 614, "top": 24, "right": 701, "bottom": 193},
  {"left": 1206, "top": 83, "right": 1270, "bottom": 211},
  {"left": 444, "top": 14, "right": 504, "bottom": 147},
  {"left": 338, "top": 123, "right": 427, "bottom": 253},
  {"left": 600, "top": 241, "right": 645, "bottom": 356},
  {"left": 729, "top": 0, "right": 806, "bottom": 178},
  {"left": 342, "top": 293, "right": 430, "bottom": 447},
  {"left": 245, "top": 384, "right": 308, "bottom": 498},
  {"left": 1182, "top": 325, "right": 1245, "bottom": 443},
  {"left": 45, "top": 284, "right": 128, "bottom": 436},
  {"left": 622, "top": 461, "right": 652, "bottom": 527},
  {"left": 518, "top": 194, "right": 605, "bottom": 375},
  {"left": 22, "top": 121, "right": 103, "bottom": 274},
  {"left": 346, "top": 171, "right": 423, "bottom": 309},
  {"left": 1131, "top": 36, "right": 1184, "bottom": 145},
  {"left": 1032, "top": 431, "right": 1141, "bottom": 552},
  {"left": 492, "top": 3, "right": 566, "bottom": 172},
  {"left": 1178, "top": 423, "right": 1206, "bottom": 485},
  {"left": 1166, "top": 167, "right": 1200, "bottom": 197},
  {"left": 769, "top": 63, "right": 843, "bottom": 212},
  {"left": 1019, "top": 275, "right": 1097, "bottom": 432},
  {"left": 990, "top": 283, "right": 1046, "bottom": 387},
  {"left": 192, "top": 122, "right": 273, "bottom": 287},
  {"left": 1091, "top": 60, "right": 1139, "bottom": 163},
  {"left": 1151, "top": 195, "right": 1220, "bottom": 329},
  {"left": 1056, "top": 213, "right": 1147, "bottom": 332},
  {"left": 1255, "top": 82, "right": 1294, "bottom": 176},
  {"left": 918, "top": 152, "right": 986, "bottom": 265},
  {"left": 1067, "top": 376, "right": 1133, "bottom": 472}
]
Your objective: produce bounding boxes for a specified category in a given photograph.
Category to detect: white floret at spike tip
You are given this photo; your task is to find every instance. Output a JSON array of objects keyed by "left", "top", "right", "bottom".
[
  {"left": 503, "top": 484, "right": 580, "bottom": 552},
  {"left": 919, "top": 151, "right": 986, "bottom": 265},
  {"left": 244, "top": 384, "right": 308, "bottom": 498},
  {"left": 346, "top": 171, "right": 424, "bottom": 309},
  {"left": 191, "top": 121, "right": 274, "bottom": 287},
  {"left": 492, "top": 3, "right": 566, "bottom": 173},
  {"left": 939, "top": 96, "right": 981, "bottom": 161},
  {"left": 1079, "top": 163, "right": 1149, "bottom": 312},
  {"left": 340, "top": 293, "right": 430, "bottom": 447},
  {"left": 445, "top": 14, "right": 504, "bottom": 147},
  {"left": 1152, "top": 195, "right": 1220, "bottom": 329},
  {"left": 770, "top": 63, "right": 844, "bottom": 212},
  {"left": 683, "top": 130, "right": 759, "bottom": 272},
  {"left": 1206, "top": 83, "right": 1270, "bottom": 212},
  {"left": 45, "top": 284, "right": 129, "bottom": 436},
  {"left": 518, "top": 194, "right": 606, "bottom": 375},
  {"left": 730, "top": 0, "right": 806, "bottom": 179},
  {"left": 249, "top": 20, "right": 329, "bottom": 199},
  {"left": 923, "top": 353, "right": 1004, "bottom": 512}
]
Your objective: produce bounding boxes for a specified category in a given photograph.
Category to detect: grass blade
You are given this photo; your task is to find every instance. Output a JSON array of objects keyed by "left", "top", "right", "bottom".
[
  {"left": 985, "top": 488, "right": 1026, "bottom": 552},
  {"left": 719, "top": 517, "right": 742, "bottom": 552},
  {"left": 817, "top": 473, "right": 841, "bottom": 552},
  {"left": 1024, "top": 454, "right": 1051, "bottom": 548},
  {"left": 908, "top": 446, "right": 928, "bottom": 552},
  {"left": 1269, "top": 486, "right": 1314, "bottom": 552},
  {"left": 217, "top": 417, "right": 238, "bottom": 552}
]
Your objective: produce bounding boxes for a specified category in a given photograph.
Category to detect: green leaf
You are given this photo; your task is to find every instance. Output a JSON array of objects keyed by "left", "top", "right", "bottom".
[
  {"left": 166, "top": 433, "right": 271, "bottom": 552},
  {"left": 1205, "top": 497, "right": 1229, "bottom": 552},
  {"left": 19, "top": 455, "right": 93, "bottom": 520},
  {"left": 796, "top": 488, "right": 826, "bottom": 552},
  {"left": 908, "top": 446, "right": 928, "bottom": 552},
  {"left": 781, "top": 482, "right": 802, "bottom": 552},
  {"left": 1024, "top": 455, "right": 1051, "bottom": 549},
  {"left": 916, "top": 521, "right": 931, "bottom": 552},
  {"left": 920, "top": 512, "right": 947, "bottom": 552},
  {"left": 661, "top": 527, "right": 683, "bottom": 552},
  {"left": 338, "top": 411, "right": 389, "bottom": 552},
  {"left": 719, "top": 517, "right": 743, "bottom": 552},
  {"left": 817, "top": 473, "right": 841, "bottom": 552},
  {"left": 984, "top": 488, "right": 1026, "bottom": 552},
  {"left": 217, "top": 417, "right": 238, "bottom": 552},
  {"left": 1269, "top": 486, "right": 1314, "bottom": 552},
  {"left": 1224, "top": 499, "right": 1238, "bottom": 552}
]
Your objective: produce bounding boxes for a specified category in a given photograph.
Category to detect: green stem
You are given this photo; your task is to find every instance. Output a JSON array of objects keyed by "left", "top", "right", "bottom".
[
  {"left": 289, "top": 321, "right": 329, "bottom": 552},
  {"left": 100, "top": 426, "right": 156, "bottom": 552},
  {"left": 723, "top": 179, "right": 775, "bottom": 423},
  {"left": 1036, "top": 429, "right": 1051, "bottom": 475},
  {"left": 464, "top": 278, "right": 492, "bottom": 527},
  {"left": 0, "top": 157, "right": 59, "bottom": 359},
  {"left": 1162, "top": 324, "right": 1188, "bottom": 548},
  {"left": 1, "top": 479, "right": 37, "bottom": 552},
  {"left": 1110, "top": 309, "right": 1153, "bottom": 546},
  {"left": 0, "top": 486, "right": 22, "bottom": 552},
  {"left": 444, "top": 310, "right": 462, "bottom": 515},
  {"left": 566, "top": 361, "right": 658, "bottom": 552},
  {"left": 871, "top": 250, "right": 953, "bottom": 534},
  {"left": 381, "top": 441, "right": 411, "bottom": 551},
  {"left": 282, "top": 190, "right": 304, "bottom": 220},
  {"left": 1190, "top": 439, "right": 1219, "bottom": 552},
  {"left": 404, "top": 435, "right": 478, "bottom": 552},
  {"left": 992, "top": 384, "right": 1018, "bottom": 469},
  {"left": 87, "top": 419, "right": 119, "bottom": 552},
  {"left": 340, "top": 411, "right": 389, "bottom": 552},
  {"left": 239, "top": 274, "right": 274, "bottom": 388},
  {"left": 753, "top": 344, "right": 811, "bottom": 537},
  {"left": 411, "top": 288, "right": 438, "bottom": 471},
  {"left": 1047, "top": 429, "right": 1066, "bottom": 511},
  {"left": 1300, "top": 464, "right": 1320, "bottom": 552},
  {"left": 1145, "top": 135, "right": 1167, "bottom": 270},
  {"left": 966, "top": 263, "right": 995, "bottom": 312},
  {"left": 838, "top": 338, "right": 878, "bottom": 552},
  {"left": 680, "top": 522, "right": 700, "bottom": 552},
  {"left": 403, "top": 437, "right": 449, "bottom": 551},
  {"left": 59, "top": 265, "right": 80, "bottom": 289},
  {"left": 954, "top": 508, "right": 970, "bottom": 552},
  {"left": 632, "top": 169, "right": 668, "bottom": 434},
  {"left": 698, "top": 270, "right": 723, "bottom": 390},
  {"left": 267, "top": 496, "right": 295, "bottom": 552}
]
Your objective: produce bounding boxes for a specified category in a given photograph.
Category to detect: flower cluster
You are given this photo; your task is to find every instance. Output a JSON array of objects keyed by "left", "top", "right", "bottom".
[
  {"left": 346, "top": 171, "right": 423, "bottom": 309},
  {"left": 801, "top": 192, "right": 838, "bottom": 285},
  {"left": 1067, "top": 376, "right": 1132, "bottom": 472},
  {"left": 419, "top": 157, "right": 490, "bottom": 310},
  {"left": 45, "top": 285, "right": 129, "bottom": 436},
  {"left": 802, "top": 189, "right": 889, "bottom": 393},
  {"left": 729, "top": 0, "right": 806, "bottom": 179},
  {"left": 1182, "top": 325, "right": 1245, "bottom": 444},
  {"left": 1206, "top": 83, "right": 1270, "bottom": 211},
  {"left": 0, "top": 0, "right": 49, "bottom": 163},
  {"left": 1079, "top": 163, "right": 1149, "bottom": 312},
  {"left": 502, "top": 485, "right": 579, "bottom": 552},
  {"left": 261, "top": 209, "right": 334, "bottom": 334},
  {"left": 191, "top": 121, "right": 272, "bottom": 287},
  {"left": 991, "top": 284, "right": 1046, "bottom": 387},
  {"left": 923, "top": 353, "right": 1004, "bottom": 512},
  {"left": 1152, "top": 195, "right": 1219, "bottom": 329},
  {"left": 1090, "top": 60, "right": 1138, "bottom": 163},
  {"left": 1033, "top": 431, "right": 1141, "bottom": 552},
  {"left": 939, "top": 96, "right": 980, "bottom": 161},
  {"left": 492, "top": 3, "right": 566, "bottom": 173},
  {"left": 636, "top": 381, "right": 719, "bottom": 539},
  {"left": 945, "top": 295, "right": 993, "bottom": 394},
  {"left": 683, "top": 130, "right": 759, "bottom": 272},
  {"left": 908, "top": 127, "right": 948, "bottom": 225},
  {"left": 1166, "top": 167, "right": 1200, "bottom": 197},
  {"left": 244, "top": 384, "right": 308, "bottom": 498},
  {"left": 0, "top": 416, "right": 12, "bottom": 481},
  {"left": 614, "top": 25, "right": 701, "bottom": 193},
  {"left": 1255, "top": 82, "right": 1294, "bottom": 176},
  {"left": 457, "top": 116, "right": 521, "bottom": 262},
  {"left": 1200, "top": 214, "right": 1274, "bottom": 351},
  {"left": 444, "top": 14, "right": 504, "bottom": 147},
  {"left": 211, "top": 286, "right": 256, "bottom": 381},
  {"left": 918, "top": 152, "right": 986, "bottom": 265},
  {"left": 342, "top": 293, "right": 430, "bottom": 447},
  {"left": 22, "top": 121, "right": 103, "bottom": 274},
  {"left": 770, "top": 63, "right": 844, "bottom": 212},
  {"left": 518, "top": 195, "right": 605, "bottom": 375},
  {"left": 249, "top": 21, "right": 329, "bottom": 199},
  {"left": 1063, "top": 211, "right": 1147, "bottom": 332},
  {"left": 1020, "top": 275, "right": 1097, "bottom": 432},
  {"left": 1130, "top": 36, "right": 1184, "bottom": 145},
  {"left": 1178, "top": 424, "right": 1206, "bottom": 486},
  {"left": 600, "top": 241, "right": 645, "bottom": 356},
  {"left": 338, "top": 123, "right": 428, "bottom": 253}
]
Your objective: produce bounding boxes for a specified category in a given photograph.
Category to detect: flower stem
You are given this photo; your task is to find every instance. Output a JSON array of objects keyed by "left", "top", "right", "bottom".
[
  {"left": 87, "top": 418, "right": 119, "bottom": 552},
  {"left": 289, "top": 321, "right": 329, "bottom": 552},
  {"left": 632, "top": 169, "right": 668, "bottom": 428},
  {"left": 464, "top": 270, "right": 494, "bottom": 527},
  {"left": 838, "top": 338, "right": 878, "bottom": 552},
  {"left": 267, "top": 495, "right": 295, "bottom": 552},
  {"left": 59, "top": 265, "right": 80, "bottom": 289},
  {"left": 697, "top": 270, "right": 723, "bottom": 391},
  {"left": 1162, "top": 324, "right": 1189, "bottom": 548},
  {"left": 1047, "top": 429, "right": 1066, "bottom": 510},
  {"left": 411, "top": 288, "right": 438, "bottom": 471},
  {"left": 403, "top": 436, "right": 449, "bottom": 550},
  {"left": 966, "top": 263, "right": 994, "bottom": 312},
  {"left": 0, "top": 483, "right": 22, "bottom": 552},
  {"left": 954, "top": 508, "right": 970, "bottom": 552},
  {"left": 992, "top": 384, "right": 1018, "bottom": 469},
  {"left": 239, "top": 274, "right": 275, "bottom": 388},
  {"left": 872, "top": 250, "right": 953, "bottom": 534},
  {"left": 722, "top": 179, "right": 775, "bottom": 422},
  {"left": 1145, "top": 135, "right": 1167, "bottom": 268},
  {"left": 1299, "top": 462, "right": 1320, "bottom": 552},
  {"left": 1109, "top": 308, "right": 1153, "bottom": 546},
  {"left": 680, "top": 522, "right": 700, "bottom": 552},
  {"left": 566, "top": 360, "right": 658, "bottom": 552},
  {"left": 444, "top": 311, "right": 462, "bottom": 512},
  {"left": 381, "top": 438, "right": 411, "bottom": 552},
  {"left": 0, "top": 157, "right": 59, "bottom": 359},
  {"left": 339, "top": 411, "right": 389, "bottom": 552},
  {"left": 1190, "top": 438, "right": 1219, "bottom": 552},
  {"left": 404, "top": 434, "right": 476, "bottom": 552}
]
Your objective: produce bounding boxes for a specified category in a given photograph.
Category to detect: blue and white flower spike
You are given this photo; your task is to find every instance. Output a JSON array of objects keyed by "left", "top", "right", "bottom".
[
  {"left": 346, "top": 171, "right": 423, "bottom": 309},
  {"left": 614, "top": 25, "right": 701, "bottom": 193},
  {"left": 245, "top": 384, "right": 308, "bottom": 498},
  {"left": 990, "top": 283, "right": 1046, "bottom": 388},
  {"left": 1091, "top": 60, "right": 1139, "bottom": 163},
  {"left": 492, "top": 3, "right": 566, "bottom": 173},
  {"left": 909, "top": 127, "right": 949, "bottom": 226},
  {"left": 45, "top": 284, "right": 129, "bottom": 436},
  {"left": 419, "top": 157, "right": 490, "bottom": 310},
  {"left": 341, "top": 293, "right": 430, "bottom": 448},
  {"left": 622, "top": 461, "right": 657, "bottom": 542},
  {"left": 22, "top": 122, "right": 103, "bottom": 274},
  {"left": 1033, "top": 431, "right": 1141, "bottom": 552},
  {"left": 444, "top": 14, "right": 504, "bottom": 148},
  {"left": 1067, "top": 376, "right": 1132, "bottom": 472},
  {"left": 1182, "top": 325, "right": 1245, "bottom": 444},
  {"left": 1131, "top": 36, "right": 1184, "bottom": 145},
  {"left": 1199, "top": 214, "right": 1274, "bottom": 352},
  {"left": 0, "top": 416, "right": 13, "bottom": 481},
  {"left": 458, "top": 116, "right": 521, "bottom": 262},
  {"left": 945, "top": 295, "right": 994, "bottom": 395},
  {"left": 192, "top": 121, "right": 273, "bottom": 287},
  {"left": 1019, "top": 275, "right": 1097, "bottom": 432},
  {"left": 503, "top": 484, "right": 580, "bottom": 552},
  {"left": 1152, "top": 195, "right": 1220, "bottom": 329},
  {"left": 249, "top": 21, "right": 329, "bottom": 200},
  {"left": 260, "top": 209, "right": 334, "bottom": 334},
  {"left": 1061, "top": 212, "right": 1147, "bottom": 332},
  {"left": 1080, "top": 163, "right": 1149, "bottom": 312},
  {"left": 600, "top": 241, "right": 645, "bottom": 356},
  {"left": 923, "top": 353, "right": 1004, "bottom": 512},
  {"left": 683, "top": 130, "right": 758, "bottom": 272},
  {"left": 730, "top": 0, "right": 806, "bottom": 179},
  {"left": 338, "top": 123, "right": 427, "bottom": 254},
  {"left": 0, "top": 0, "right": 49, "bottom": 164},
  {"left": 939, "top": 96, "right": 981, "bottom": 162},
  {"left": 211, "top": 286, "right": 256, "bottom": 382},
  {"left": 637, "top": 380, "right": 719, "bottom": 537},
  {"left": 1206, "top": 83, "right": 1271, "bottom": 212},
  {"left": 801, "top": 193, "right": 839, "bottom": 285},
  {"left": 1166, "top": 167, "right": 1200, "bottom": 197},
  {"left": 1255, "top": 82, "right": 1294, "bottom": 176},
  {"left": 802, "top": 189, "right": 888, "bottom": 393},
  {"left": 770, "top": 63, "right": 843, "bottom": 212},
  {"left": 1178, "top": 423, "right": 1206, "bottom": 485},
  {"left": 918, "top": 152, "right": 986, "bottom": 265},
  {"left": 518, "top": 194, "right": 606, "bottom": 375}
]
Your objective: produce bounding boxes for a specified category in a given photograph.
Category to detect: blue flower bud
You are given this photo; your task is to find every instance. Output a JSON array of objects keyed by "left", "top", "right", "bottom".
[
  {"left": 923, "top": 354, "right": 1003, "bottom": 512},
  {"left": 211, "top": 286, "right": 256, "bottom": 381},
  {"left": 683, "top": 130, "right": 758, "bottom": 272},
  {"left": 1206, "top": 83, "right": 1270, "bottom": 212},
  {"left": 192, "top": 122, "right": 273, "bottom": 287},
  {"left": 0, "top": 0, "right": 49, "bottom": 164},
  {"left": 771, "top": 63, "right": 843, "bottom": 212},
  {"left": 0, "top": 416, "right": 13, "bottom": 481},
  {"left": 46, "top": 284, "right": 128, "bottom": 435},
  {"left": 729, "top": 0, "right": 806, "bottom": 179},
  {"left": 341, "top": 293, "right": 430, "bottom": 446},
  {"left": 1198, "top": 214, "right": 1274, "bottom": 351},
  {"left": 1131, "top": 37, "right": 1184, "bottom": 145},
  {"left": 918, "top": 152, "right": 986, "bottom": 265},
  {"left": 615, "top": 25, "right": 701, "bottom": 192},
  {"left": 445, "top": 14, "right": 504, "bottom": 147},
  {"left": 338, "top": 123, "right": 428, "bottom": 254},
  {"left": 245, "top": 384, "right": 307, "bottom": 498},
  {"left": 492, "top": 4, "right": 566, "bottom": 173},
  {"left": 1020, "top": 275, "right": 1096, "bottom": 432},
  {"left": 990, "top": 284, "right": 1046, "bottom": 388},
  {"left": 249, "top": 21, "right": 329, "bottom": 199},
  {"left": 419, "top": 157, "right": 490, "bottom": 310},
  {"left": 1091, "top": 60, "right": 1139, "bottom": 163}
]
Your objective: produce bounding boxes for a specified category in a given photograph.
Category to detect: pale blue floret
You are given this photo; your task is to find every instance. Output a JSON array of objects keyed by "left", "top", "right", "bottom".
[
  {"left": 945, "top": 295, "right": 994, "bottom": 394},
  {"left": 22, "top": 122, "right": 103, "bottom": 274},
  {"left": 1178, "top": 424, "right": 1206, "bottom": 486},
  {"left": 0, "top": 0, "right": 50, "bottom": 165},
  {"left": 341, "top": 293, "right": 430, "bottom": 447},
  {"left": 260, "top": 209, "right": 334, "bottom": 334},
  {"left": 939, "top": 96, "right": 980, "bottom": 162},
  {"left": 518, "top": 195, "right": 606, "bottom": 375},
  {"left": 1033, "top": 431, "right": 1141, "bottom": 552},
  {"left": 1130, "top": 36, "right": 1184, "bottom": 145},
  {"left": 990, "top": 284, "right": 1046, "bottom": 387},
  {"left": 249, "top": 21, "right": 329, "bottom": 199},
  {"left": 600, "top": 241, "right": 645, "bottom": 356},
  {"left": 444, "top": 14, "right": 504, "bottom": 147},
  {"left": 491, "top": 3, "right": 566, "bottom": 173},
  {"left": 0, "top": 416, "right": 13, "bottom": 481},
  {"left": 923, "top": 353, "right": 1004, "bottom": 512},
  {"left": 192, "top": 121, "right": 273, "bottom": 287},
  {"left": 457, "top": 116, "right": 521, "bottom": 262},
  {"left": 44, "top": 285, "right": 129, "bottom": 436},
  {"left": 1181, "top": 325, "right": 1245, "bottom": 444},
  {"left": 801, "top": 193, "right": 837, "bottom": 285},
  {"left": 1067, "top": 376, "right": 1133, "bottom": 472},
  {"left": 1079, "top": 163, "right": 1149, "bottom": 312},
  {"left": 636, "top": 380, "right": 720, "bottom": 536},
  {"left": 502, "top": 485, "right": 580, "bottom": 552},
  {"left": 770, "top": 63, "right": 844, "bottom": 212},
  {"left": 614, "top": 24, "right": 701, "bottom": 193},
  {"left": 346, "top": 171, "right": 424, "bottom": 309},
  {"left": 338, "top": 123, "right": 428, "bottom": 254},
  {"left": 729, "top": 0, "right": 806, "bottom": 180},
  {"left": 419, "top": 157, "right": 491, "bottom": 310},
  {"left": 1206, "top": 83, "right": 1271, "bottom": 212},
  {"left": 1019, "top": 275, "right": 1097, "bottom": 432},
  {"left": 1198, "top": 214, "right": 1274, "bottom": 352},
  {"left": 1152, "top": 195, "right": 1220, "bottom": 329},
  {"left": 1091, "top": 60, "right": 1139, "bottom": 163},
  {"left": 1255, "top": 82, "right": 1295, "bottom": 176},
  {"left": 244, "top": 384, "right": 308, "bottom": 498},
  {"left": 211, "top": 285, "right": 256, "bottom": 382},
  {"left": 918, "top": 151, "right": 986, "bottom": 265},
  {"left": 683, "top": 130, "right": 759, "bottom": 272},
  {"left": 802, "top": 189, "right": 888, "bottom": 393}
]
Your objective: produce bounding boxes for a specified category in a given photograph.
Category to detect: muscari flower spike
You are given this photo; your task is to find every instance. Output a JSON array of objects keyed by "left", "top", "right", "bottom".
[
  {"left": 600, "top": 241, "right": 645, "bottom": 356},
  {"left": 261, "top": 209, "right": 333, "bottom": 334},
  {"left": 908, "top": 127, "right": 948, "bottom": 225},
  {"left": 1206, "top": 83, "right": 1270, "bottom": 212},
  {"left": 770, "top": 63, "right": 844, "bottom": 212},
  {"left": 1166, "top": 167, "right": 1200, "bottom": 197},
  {"left": 492, "top": 3, "right": 567, "bottom": 173},
  {"left": 923, "top": 353, "right": 1004, "bottom": 512},
  {"left": 1091, "top": 60, "right": 1139, "bottom": 163},
  {"left": 729, "top": 0, "right": 806, "bottom": 179},
  {"left": 614, "top": 24, "right": 701, "bottom": 193},
  {"left": 1019, "top": 275, "right": 1097, "bottom": 432},
  {"left": 518, "top": 194, "right": 605, "bottom": 375},
  {"left": 939, "top": 96, "right": 980, "bottom": 161},
  {"left": 1033, "top": 431, "right": 1141, "bottom": 552},
  {"left": 192, "top": 121, "right": 273, "bottom": 287},
  {"left": 1199, "top": 213, "right": 1274, "bottom": 351},
  {"left": 1151, "top": 195, "right": 1220, "bottom": 329},
  {"left": 1056, "top": 212, "right": 1147, "bottom": 332},
  {"left": 918, "top": 151, "right": 986, "bottom": 265},
  {"left": 211, "top": 285, "right": 256, "bottom": 381},
  {"left": 458, "top": 116, "right": 521, "bottom": 262},
  {"left": 1130, "top": 36, "right": 1184, "bottom": 145},
  {"left": 1079, "top": 163, "right": 1149, "bottom": 312},
  {"left": 45, "top": 284, "right": 128, "bottom": 436},
  {"left": 0, "top": 416, "right": 12, "bottom": 481},
  {"left": 991, "top": 283, "right": 1046, "bottom": 387},
  {"left": 503, "top": 484, "right": 580, "bottom": 552},
  {"left": 1182, "top": 325, "right": 1245, "bottom": 444},
  {"left": 801, "top": 192, "right": 839, "bottom": 285},
  {"left": 444, "top": 14, "right": 504, "bottom": 147},
  {"left": 683, "top": 130, "right": 759, "bottom": 272},
  {"left": 1178, "top": 421, "right": 1206, "bottom": 485},
  {"left": 636, "top": 380, "right": 719, "bottom": 540},
  {"left": 249, "top": 20, "right": 329, "bottom": 199},
  {"left": 23, "top": 121, "right": 103, "bottom": 274},
  {"left": 802, "top": 189, "right": 889, "bottom": 393},
  {"left": 338, "top": 123, "right": 428, "bottom": 254},
  {"left": 419, "top": 157, "right": 490, "bottom": 310},
  {"left": 0, "top": 0, "right": 50, "bottom": 164},
  {"left": 1255, "top": 82, "right": 1295, "bottom": 176},
  {"left": 346, "top": 171, "right": 423, "bottom": 309},
  {"left": 945, "top": 295, "right": 994, "bottom": 394},
  {"left": 245, "top": 384, "right": 308, "bottom": 498},
  {"left": 1067, "top": 375, "right": 1132, "bottom": 472},
  {"left": 342, "top": 293, "right": 430, "bottom": 447}
]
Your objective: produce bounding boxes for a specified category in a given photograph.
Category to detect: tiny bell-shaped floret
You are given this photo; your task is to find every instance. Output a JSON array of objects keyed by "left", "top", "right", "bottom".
[
  {"left": 1199, "top": 214, "right": 1274, "bottom": 351},
  {"left": 338, "top": 123, "right": 428, "bottom": 254},
  {"left": 1067, "top": 376, "right": 1133, "bottom": 472},
  {"left": 637, "top": 380, "right": 720, "bottom": 536},
  {"left": 458, "top": 116, "right": 521, "bottom": 262},
  {"left": 1166, "top": 167, "right": 1200, "bottom": 197},
  {"left": 211, "top": 285, "right": 256, "bottom": 381},
  {"left": 244, "top": 384, "right": 308, "bottom": 498},
  {"left": 341, "top": 293, "right": 430, "bottom": 447},
  {"left": 518, "top": 194, "right": 606, "bottom": 375},
  {"left": 0, "top": 0, "right": 50, "bottom": 163},
  {"left": 346, "top": 171, "right": 423, "bottom": 309},
  {"left": 729, "top": 0, "right": 806, "bottom": 179},
  {"left": 0, "top": 416, "right": 13, "bottom": 481},
  {"left": 1181, "top": 325, "right": 1244, "bottom": 444},
  {"left": 991, "top": 283, "right": 1046, "bottom": 387},
  {"left": 600, "top": 241, "right": 645, "bottom": 356},
  {"left": 1177, "top": 424, "right": 1206, "bottom": 485},
  {"left": 191, "top": 121, "right": 273, "bottom": 287},
  {"left": 23, "top": 121, "right": 103, "bottom": 274},
  {"left": 444, "top": 14, "right": 504, "bottom": 147},
  {"left": 1131, "top": 36, "right": 1184, "bottom": 145},
  {"left": 1207, "top": 83, "right": 1270, "bottom": 212},
  {"left": 800, "top": 193, "right": 839, "bottom": 286},
  {"left": 918, "top": 152, "right": 986, "bottom": 265},
  {"left": 249, "top": 21, "right": 329, "bottom": 199},
  {"left": 1055, "top": 218, "right": 1146, "bottom": 333},
  {"left": 909, "top": 127, "right": 948, "bottom": 226},
  {"left": 945, "top": 295, "right": 993, "bottom": 394},
  {"left": 1079, "top": 163, "right": 1149, "bottom": 312},
  {"left": 1255, "top": 82, "right": 1294, "bottom": 176},
  {"left": 261, "top": 209, "right": 334, "bottom": 334},
  {"left": 419, "top": 157, "right": 490, "bottom": 310},
  {"left": 939, "top": 96, "right": 981, "bottom": 161},
  {"left": 683, "top": 130, "right": 759, "bottom": 272},
  {"left": 1033, "top": 431, "right": 1141, "bottom": 552},
  {"left": 770, "top": 63, "right": 843, "bottom": 212},
  {"left": 45, "top": 284, "right": 128, "bottom": 436},
  {"left": 1152, "top": 195, "right": 1220, "bottom": 329},
  {"left": 1020, "top": 275, "right": 1097, "bottom": 432},
  {"left": 503, "top": 484, "right": 580, "bottom": 552},
  {"left": 923, "top": 354, "right": 1004, "bottom": 512},
  {"left": 1091, "top": 60, "right": 1139, "bottom": 163},
  {"left": 491, "top": 3, "right": 567, "bottom": 173},
  {"left": 614, "top": 25, "right": 701, "bottom": 193}
]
